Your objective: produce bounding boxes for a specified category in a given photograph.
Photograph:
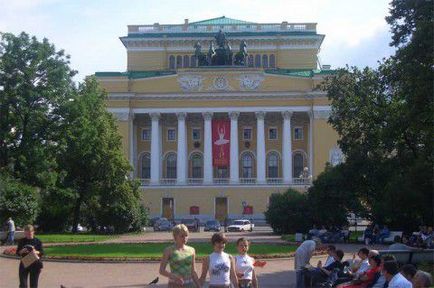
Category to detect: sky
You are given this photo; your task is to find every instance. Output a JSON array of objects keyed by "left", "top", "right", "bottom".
[{"left": 0, "top": 0, "right": 396, "bottom": 82}]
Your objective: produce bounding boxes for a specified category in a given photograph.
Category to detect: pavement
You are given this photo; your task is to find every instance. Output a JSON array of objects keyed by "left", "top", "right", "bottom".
[{"left": 0, "top": 227, "right": 387, "bottom": 287}]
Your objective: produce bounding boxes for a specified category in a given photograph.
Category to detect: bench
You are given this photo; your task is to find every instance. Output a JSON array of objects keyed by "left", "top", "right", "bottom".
[
  {"left": 379, "top": 249, "right": 434, "bottom": 265},
  {"left": 0, "top": 230, "right": 25, "bottom": 243},
  {"left": 358, "top": 231, "right": 403, "bottom": 244}
]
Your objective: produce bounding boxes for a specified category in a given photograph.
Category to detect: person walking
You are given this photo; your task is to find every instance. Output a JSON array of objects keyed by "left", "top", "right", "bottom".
[
  {"left": 6, "top": 217, "right": 15, "bottom": 245},
  {"left": 16, "top": 225, "right": 44, "bottom": 288},
  {"left": 159, "top": 224, "right": 200, "bottom": 287}
]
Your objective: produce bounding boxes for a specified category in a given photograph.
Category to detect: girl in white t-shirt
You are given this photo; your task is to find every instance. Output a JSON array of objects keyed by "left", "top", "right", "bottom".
[
  {"left": 235, "top": 238, "right": 258, "bottom": 288},
  {"left": 199, "top": 232, "right": 238, "bottom": 288}
]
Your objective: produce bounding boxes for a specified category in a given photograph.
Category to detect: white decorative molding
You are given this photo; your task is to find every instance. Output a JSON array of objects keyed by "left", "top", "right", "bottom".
[
  {"left": 208, "top": 76, "right": 233, "bottom": 91},
  {"left": 177, "top": 74, "right": 204, "bottom": 92},
  {"left": 329, "top": 146, "right": 345, "bottom": 166},
  {"left": 238, "top": 74, "right": 265, "bottom": 91},
  {"left": 313, "top": 110, "right": 331, "bottom": 119}
]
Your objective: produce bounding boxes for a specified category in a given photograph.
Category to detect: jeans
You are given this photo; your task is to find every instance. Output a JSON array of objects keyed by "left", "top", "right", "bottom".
[
  {"left": 296, "top": 269, "right": 305, "bottom": 288},
  {"left": 7, "top": 231, "right": 15, "bottom": 244},
  {"left": 19, "top": 263, "right": 41, "bottom": 288}
]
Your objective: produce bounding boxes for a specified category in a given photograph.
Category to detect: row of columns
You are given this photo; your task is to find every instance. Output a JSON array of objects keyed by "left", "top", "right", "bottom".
[{"left": 142, "top": 111, "right": 312, "bottom": 184}]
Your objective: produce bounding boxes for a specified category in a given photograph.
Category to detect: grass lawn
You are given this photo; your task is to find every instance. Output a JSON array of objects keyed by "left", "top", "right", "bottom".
[
  {"left": 37, "top": 233, "right": 118, "bottom": 243},
  {"left": 44, "top": 243, "right": 297, "bottom": 259}
]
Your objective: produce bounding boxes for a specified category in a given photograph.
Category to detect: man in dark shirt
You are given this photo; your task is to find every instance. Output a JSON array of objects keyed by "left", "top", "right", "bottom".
[
  {"left": 16, "top": 225, "right": 44, "bottom": 288},
  {"left": 304, "top": 249, "right": 344, "bottom": 287}
]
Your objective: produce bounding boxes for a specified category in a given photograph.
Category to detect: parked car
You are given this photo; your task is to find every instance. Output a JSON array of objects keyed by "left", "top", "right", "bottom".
[
  {"left": 149, "top": 216, "right": 166, "bottom": 227},
  {"left": 153, "top": 219, "right": 173, "bottom": 232},
  {"left": 227, "top": 219, "right": 254, "bottom": 232},
  {"left": 204, "top": 220, "right": 221, "bottom": 232},
  {"left": 181, "top": 219, "right": 200, "bottom": 232}
]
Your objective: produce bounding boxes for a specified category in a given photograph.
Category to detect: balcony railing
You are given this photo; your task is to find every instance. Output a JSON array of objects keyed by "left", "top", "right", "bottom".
[{"left": 138, "top": 177, "right": 311, "bottom": 186}]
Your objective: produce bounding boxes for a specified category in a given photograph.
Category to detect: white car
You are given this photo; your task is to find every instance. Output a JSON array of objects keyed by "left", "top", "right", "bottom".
[{"left": 227, "top": 220, "right": 254, "bottom": 232}]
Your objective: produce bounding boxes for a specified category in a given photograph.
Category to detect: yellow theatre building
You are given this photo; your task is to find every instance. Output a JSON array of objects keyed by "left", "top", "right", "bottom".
[{"left": 95, "top": 16, "right": 344, "bottom": 222}]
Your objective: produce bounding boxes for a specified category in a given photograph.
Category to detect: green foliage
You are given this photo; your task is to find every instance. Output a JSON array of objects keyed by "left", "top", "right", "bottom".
[
  {"left": 37, "top": 233, "right": 117, "bottom": 243},
  {"left": 265, "top": 189, "right": 311, "bottom": 234},
  {"left": 0, "top": 173, "right": 40, "bottom": 226}
]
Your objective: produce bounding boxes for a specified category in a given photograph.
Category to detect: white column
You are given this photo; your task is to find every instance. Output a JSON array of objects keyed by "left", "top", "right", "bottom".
[
  {"left": 308, "top": 110, "right": 314, "bottom": 178},
  {"left": 282, "top": 111, "right": 293, "bottom": 184},
  {"left": 229, "top": 112, "right": 240, "bottom": 183},
  {"left": 150, "top": 113, "right": 161, "bottom": 184},
  {"left": 203, "top": 112, "right": 213, "bottom": 184},
  {"left": 177, "top": 112, "right": 187, "bottom": 184},
  {"left": 128, "top": 111, "right": 135, "bottom": 177},
  {"left": 256, "top": 112, "right": 266, "bottom": 183}
]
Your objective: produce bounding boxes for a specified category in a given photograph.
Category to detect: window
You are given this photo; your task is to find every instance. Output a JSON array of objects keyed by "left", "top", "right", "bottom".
[
  {"left": 176, "top": 55, "right": 182, "bottom": 68},
  {"left": 191, "top": 153, "right": 203, "bottom": 178},
  {"left": 215, "top": 167, "right": 228, "bottom": 178},
  {"left": 255, "top": 54, "right": 261, "bottom": 68},
  {"left": 190, "top": 55, "right": 197, "bottom": 68},
  {"left": 169, "top": 55, "right": 175, "bottom": 70},
  {"left": 166, "top": 153, "right": 177, "bottom": 179},
  {"left": 248, "top": 55, "right": 254, "bottom": 67},
  {"left": 293, "top": 153, "right": 304, "bottom": 178},
  {"left": 167, "top": 128, "right": 176, "bottom": 141},
  {"left": 183, "top": 55, "right": 190, "bottom": 68},
  {"left": 141, "top": 153, "right": 151, "bottom": 179},
  {"left": 192, "top": 128, "right": 201, "bottom": 141},
  {"left": 268, "top": 128, "right": 278, "bottom": 140},
  {"left": 243, "top": 128, "right": 252, "bottom": 140},
  {"left": 241, "top": 152, "right": 253, "bottom": 178},
  {"left": 269, "top": 54, "right": 276, "bottom": 68},
  {"left": 294, "top": 127, "right": 304, "bottom": 140},
  {"left": 262, "top": 54, "right": 269, "bottom": 68},
  {"left": 267, "top": 152, "right": 279, "bottom": 178},
  {"left": 141, "top": 128, "right": 150, "bottom": 141}
]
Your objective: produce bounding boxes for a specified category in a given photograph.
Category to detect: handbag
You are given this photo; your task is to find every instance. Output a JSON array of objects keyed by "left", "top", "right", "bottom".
[{"left": 21, "top": 250, "right": 39, "bottom": 268}]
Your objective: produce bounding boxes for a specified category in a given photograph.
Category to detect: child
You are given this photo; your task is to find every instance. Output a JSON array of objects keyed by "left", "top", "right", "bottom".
[
  {"left": 200, "top": 232, "right": 238, "bottom": 288},
  {"left": 235, "top": 238, "right": 258, "bottom": 288},
  {"left": 159, "top": 224, "right": 200, "bottom": 288}
]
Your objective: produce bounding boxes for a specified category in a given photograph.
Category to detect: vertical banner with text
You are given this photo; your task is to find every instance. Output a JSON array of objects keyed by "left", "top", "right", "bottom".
[{"left": 212, "top": 119, "right": 230, "bottom": 167}]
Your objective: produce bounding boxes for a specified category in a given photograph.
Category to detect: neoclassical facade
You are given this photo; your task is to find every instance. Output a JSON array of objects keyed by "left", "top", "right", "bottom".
[{"left": 95, "top": 16, "right": 342, "bottom": 221}]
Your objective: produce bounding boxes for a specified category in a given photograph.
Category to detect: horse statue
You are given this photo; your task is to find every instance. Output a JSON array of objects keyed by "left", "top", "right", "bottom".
[
  {"left": 194, "top": 41, "right": 208, "bottom": 66},
  {"left": 234, "top": 40, "right": 248, "bottom": 66}
]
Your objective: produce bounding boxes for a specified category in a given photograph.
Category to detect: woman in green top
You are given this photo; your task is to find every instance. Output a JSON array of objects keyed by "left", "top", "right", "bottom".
[{"left": 160, "top": 224, "right": 200, "bottom": 287}]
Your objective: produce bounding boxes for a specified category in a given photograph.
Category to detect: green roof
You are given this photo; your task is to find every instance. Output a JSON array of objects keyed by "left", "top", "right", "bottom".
[
  {"left": 265, "top": 69, "right": 336, "bottom": 78},
  {"left": 190, "top": 16, "right": 254, "bottom": 25},
  {"left": 95, "top": 71, "right": 176, "bottom": 79}
]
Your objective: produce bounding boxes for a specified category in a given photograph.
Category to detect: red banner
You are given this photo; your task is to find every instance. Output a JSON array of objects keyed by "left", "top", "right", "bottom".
[{"left": 212, "top": 119, "right": 230, "bottom": 167}]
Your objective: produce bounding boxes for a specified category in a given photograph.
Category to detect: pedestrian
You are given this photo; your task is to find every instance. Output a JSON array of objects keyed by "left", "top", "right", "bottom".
[
  {"left": 199, "top": 232, "right": 238, "bottom": 287},
  {"left": 294, "top": 238, "right": 322, "bottom": 288},
  {"left": 159, "top": 224, "right": 200, "bottom": 287},
  {"left": 7, "top": 217, "right": 15, "bottom": 245},
  {"left": 16, "top": 225, "right": 44, "bottom": 288},
  {"left": 235, "top": 238, "right": 258, "bottom": 288}
]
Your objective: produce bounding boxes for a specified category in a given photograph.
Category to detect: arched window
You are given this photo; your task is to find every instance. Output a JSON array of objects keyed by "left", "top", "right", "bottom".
[
  {"left": 248, "top": 55, "right": 254, "bottom": 67},
  {"left": 269, "top": 54, "right": 276, "bottom": 68},
  {"left": 191, "top": 55, "right": 197, "bottom": 67},
  {"left": 176, "top": 55, "right": 182, "bottom": 68},
  {"left": 267, "top": 152, "right": 279, "bottom": 178},
  {"left": 262, "top": 54, "right": 269, "bottom": 68},
  {"left": 191, "top": 153, "right": 203, "bottom": 178},
  {"left": 293, "top": 153, "right": 304, "bottom": 178},
  {"left": 255, "top": 54, "right": 261, "bottom": 68},
  {"left": 141, "top": 153, "right": 151, "bottom": 179},
  {"left": 166, "top": 153, "right": 177, "bottom": 179},
  {"left": 241, "top": 152, "right": 254, "bottom": 178},
  {"left": 183, "top": 55, "right": 190, "bottom": 68},
  {"left": 169, "top": 55, "right": 175, "bottom": 70}
]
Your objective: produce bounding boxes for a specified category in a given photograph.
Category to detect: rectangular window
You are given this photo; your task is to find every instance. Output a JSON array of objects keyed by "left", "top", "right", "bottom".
[
  {"left": 167, "top": 128, "right": 176, "bottom": 141},
  {"left": 268, "top": 127, "right": 278, "bottom": 140},
  {"left": 294, "top": 127, "right": 303, "bottom": 140},
  {"left": 192, "top": 128, "right": 201, "bottom": 141},
  {"left": 141, "top": 128, "right": 151, "bottom": 141},
  {"left": 243, "top": 128, "right": 252, "bottom": 140}
]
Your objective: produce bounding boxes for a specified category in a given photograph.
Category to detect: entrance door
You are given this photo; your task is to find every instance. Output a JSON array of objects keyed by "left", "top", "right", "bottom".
[
  {"left": 162, "top": 198, "right": 174, "bottom": 219},
  {"left": 215, "top": 197, "right": 228, "bottom": 222}
]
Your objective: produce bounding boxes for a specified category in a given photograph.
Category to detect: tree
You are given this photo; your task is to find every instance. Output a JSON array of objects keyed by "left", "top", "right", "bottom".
[
  {"left": 59, "top": 77, "right": 146, "bottom": 232},
  {"left": 320, "top": 1, "right": 433, "bottom": 231},
  {"left": 0, "top": 173, "right": 40, "bottom": 226},
  {"left": 0, "top": 32, "right": 76, "bottom": 188},
  {"left": 265, "top": 189, "right": 311, "bottom": 234}
]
